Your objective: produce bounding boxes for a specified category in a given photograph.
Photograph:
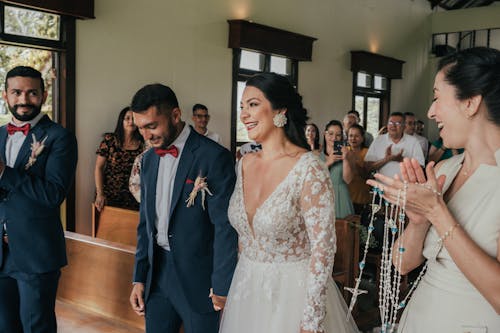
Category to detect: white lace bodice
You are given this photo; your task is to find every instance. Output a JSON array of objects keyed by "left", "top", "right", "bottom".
[{"left": 228, "top": 152, "right": 336, "bottom": 331}]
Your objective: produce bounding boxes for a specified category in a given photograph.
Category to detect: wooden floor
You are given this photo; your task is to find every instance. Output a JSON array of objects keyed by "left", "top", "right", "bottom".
[{"left": 56, "top": 301, "right": 144, "bottom": 333}]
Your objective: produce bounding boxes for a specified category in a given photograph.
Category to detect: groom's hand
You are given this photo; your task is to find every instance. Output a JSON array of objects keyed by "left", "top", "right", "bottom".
[
  {"left": 130, "top": 283, "right": 145, "bottom": 316},
  {"left": 209, "top": 288, "right": 226, "bottom": 311}
]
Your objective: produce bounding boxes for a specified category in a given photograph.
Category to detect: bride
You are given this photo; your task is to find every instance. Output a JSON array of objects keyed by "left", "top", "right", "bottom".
[{"left": 219, "top": 73, "right": 358, "bottom": 333}]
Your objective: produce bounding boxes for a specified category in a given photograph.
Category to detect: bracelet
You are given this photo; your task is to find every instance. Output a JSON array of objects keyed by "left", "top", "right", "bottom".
[{"left": 437, "top": 223, "right": 460, "bottom": 245}]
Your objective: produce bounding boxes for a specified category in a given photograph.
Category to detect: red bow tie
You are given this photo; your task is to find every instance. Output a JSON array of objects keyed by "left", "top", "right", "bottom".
[
  {"left": 7, "top": 123, "right": 30, "bottom": 136},
  {"left": 154, "top": 145, "right": 179, "bottom": 158}
]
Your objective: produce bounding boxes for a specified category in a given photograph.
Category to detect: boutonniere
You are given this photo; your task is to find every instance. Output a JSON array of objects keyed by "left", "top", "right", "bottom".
[
  {"left": 25, "top": 134, "right": 48, "bottom": 170},
  {"left": 185, "top": 175, "right": 213, "bottom": 210}
]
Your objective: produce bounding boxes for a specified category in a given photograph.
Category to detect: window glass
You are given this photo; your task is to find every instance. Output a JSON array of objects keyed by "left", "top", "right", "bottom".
[
  {"left": 373, "top": 75, "right": 387, "bottom": 90},
  {"left": 366, "top": 97, "right": 380, "bottom": 137},
  {"left": 0, "top": 45, "right": 53, "bottom": 126},
  {"left": 355, "top": 95, "right": 364, "bottom": 124},
  {"left": 236, "top": 81, "right": 249, "bottom": 142},
  {"left": 474, "top": 29, "right": 489, "bottom": 48},
  {"left": 270, "top": 55, "right": 291, "bottom": 75},
  {"left": 4, "top": 6, "right": 60, "bottom": 41},
  {"left": 357, "top": 72, "right": 371, "bottom": 88},
  {"left": 490, "top": 29, "right": 500, "bottom": 50},
  {"left": 240, "top": 50, "right": 264, "bottom": 71}
]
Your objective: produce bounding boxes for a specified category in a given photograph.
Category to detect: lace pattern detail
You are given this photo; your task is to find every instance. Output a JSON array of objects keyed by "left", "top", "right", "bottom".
[{"left": 228, "top": 152, "right": 336, "bottom": 331}]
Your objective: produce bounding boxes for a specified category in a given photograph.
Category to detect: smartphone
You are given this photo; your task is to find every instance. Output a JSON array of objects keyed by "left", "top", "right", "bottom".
[{"left": 333, "top": 141, "right": 344, "bottom": 155}]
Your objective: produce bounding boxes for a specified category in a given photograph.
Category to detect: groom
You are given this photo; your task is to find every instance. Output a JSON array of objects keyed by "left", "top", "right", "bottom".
[
  {"left": 129, "top": 83, "right": 238, "bottom": 333},
  {"left": 0, "top": 66, "right": 78, "bottom": 332}
]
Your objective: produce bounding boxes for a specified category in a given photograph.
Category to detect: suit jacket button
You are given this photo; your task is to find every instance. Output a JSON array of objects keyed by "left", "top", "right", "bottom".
[{"left": 168, "top": 234, "right": 173, "bottom": 238}]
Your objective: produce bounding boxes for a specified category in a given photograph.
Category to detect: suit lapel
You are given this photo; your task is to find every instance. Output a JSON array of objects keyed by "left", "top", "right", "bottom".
[
  {"left": 14, "top": 116, "right": 49, "bottom": 169},
  {"left": 169, "top": 130, "right": 199, "bottom": 217},
  {"left": 144, "top": 150, "right": 160, "bottom": 227},
  {"left": 0, "top": 127, "right": 7, "bottom": 163}
]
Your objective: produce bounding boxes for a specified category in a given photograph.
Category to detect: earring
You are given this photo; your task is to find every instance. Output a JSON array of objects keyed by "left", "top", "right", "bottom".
[{"left": 273, "top": 113, "right": 287, "bottom": 127}]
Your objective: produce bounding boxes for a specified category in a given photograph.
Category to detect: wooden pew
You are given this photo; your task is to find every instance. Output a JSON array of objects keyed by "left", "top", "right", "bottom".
[
  {"left": 92, "top": 204, "right": 139, "bottom": 247},
  {"left": 332, "top": 215, "right": 360, "bottom": 303},
  {"left": 58, "top": 232, "right": 144, "bottom": 330}
]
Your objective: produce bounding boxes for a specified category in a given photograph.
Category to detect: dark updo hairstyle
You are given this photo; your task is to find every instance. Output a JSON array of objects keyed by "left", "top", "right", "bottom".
[
  {"left": 113, "top": 106, "right": 144, "bottom": 147},
  {"left": 438, "top": 47, "right": 500, "bottom": 126},
  {"left": 245, "top": 72, "right": 309, "bottom": 150},
  {"left": 323, "top": 120, "right": 343, "bottom": 155},
  {"left": 306, "top": 123, "right": 321, "bottom": 150}
]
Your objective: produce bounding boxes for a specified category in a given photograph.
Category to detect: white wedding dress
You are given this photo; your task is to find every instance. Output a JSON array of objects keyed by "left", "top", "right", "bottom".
[{"left": 219, "top": 152, "right": 359, "bottom": 333}]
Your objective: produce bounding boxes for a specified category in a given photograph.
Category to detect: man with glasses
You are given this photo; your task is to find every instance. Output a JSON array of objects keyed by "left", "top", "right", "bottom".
[
  {"left": 365, "top": 112, "right": 424, "bottom": 179},
  {"left": 192, "top": 103, "right": 222, "bottom": 144}
]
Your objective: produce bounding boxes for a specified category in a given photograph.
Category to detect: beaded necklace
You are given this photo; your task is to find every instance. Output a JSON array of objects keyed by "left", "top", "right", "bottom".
[{"left": 345, "top": 183, "right": 433, "bottom": 333}]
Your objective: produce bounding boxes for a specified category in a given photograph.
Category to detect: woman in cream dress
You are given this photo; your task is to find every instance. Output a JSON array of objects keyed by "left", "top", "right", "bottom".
[{"left": 368, "top": 47, "right": 500, "bottom": 332}]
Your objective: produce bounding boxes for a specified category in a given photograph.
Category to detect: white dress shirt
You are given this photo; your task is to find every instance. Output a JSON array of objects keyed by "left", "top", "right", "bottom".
[{"left": 155, "top": 124, "right": 191, "bottom": 250}]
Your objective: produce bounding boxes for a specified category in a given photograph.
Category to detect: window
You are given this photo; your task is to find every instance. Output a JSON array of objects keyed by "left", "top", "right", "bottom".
[
  {"left": 432, "top": 28, "right": 500, "bottom": 56},
  {"left": 353, "top": 72, "right": 389, "bottom": 137},
  {"left": 228, "top": 20, "right": 316, "bottom": 153},
  {"left": 233, "top": 49, "right": 298, "bottom": 145},
  {"left": 0, "top": 3, "right": 76, "bottom": 230},
  {"left": 350, "top": 51, "right": 404, "bottom": 138}
]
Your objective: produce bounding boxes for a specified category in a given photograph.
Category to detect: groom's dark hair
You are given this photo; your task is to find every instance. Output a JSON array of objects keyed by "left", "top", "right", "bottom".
[
  {"left": 131, "top": 83, "right": 179, "bottom": 114},
  {"left": 5, "top": 66, "right": 45, "bottom": 93}
]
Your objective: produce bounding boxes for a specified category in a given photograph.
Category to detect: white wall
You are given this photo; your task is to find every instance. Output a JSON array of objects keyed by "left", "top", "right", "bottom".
[{"left": 74, "top": 0, "right": 432, "bottom": 234}]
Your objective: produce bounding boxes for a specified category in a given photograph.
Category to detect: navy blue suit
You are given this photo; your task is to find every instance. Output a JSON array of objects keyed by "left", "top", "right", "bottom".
[
  {"left": 133, "top": 128, "right": 238, "bottom": 333},
  {"left": 0, "top": 115, "right": 78, "bottom": 333}
]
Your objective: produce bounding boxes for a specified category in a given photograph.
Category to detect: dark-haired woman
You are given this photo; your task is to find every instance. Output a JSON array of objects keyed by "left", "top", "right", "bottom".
[
  {"left": 94, "top": 106, "right": 144, "bottom": 211},
  {"left": 368, "top": 47, "right": 500, "bottom": 332},
  {"left": 320, "top": 120, "right": 355, "bottom": 219},
  {"left": 305, "top": 123, "right": 321, "bottom": 154},
  {"left": 219, "top": 73, "right": 358, "bottom": 333}
]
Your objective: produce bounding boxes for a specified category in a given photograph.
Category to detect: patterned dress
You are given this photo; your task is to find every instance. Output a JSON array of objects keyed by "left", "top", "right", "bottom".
[
  {"left": 96, "top": 133, "right": 144, "bottom": 210},
  {"left": 219, "top": 152, "right": 358, "bottom": 333}
]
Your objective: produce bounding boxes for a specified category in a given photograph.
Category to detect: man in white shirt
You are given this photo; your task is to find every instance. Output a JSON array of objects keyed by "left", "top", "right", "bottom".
[
  {"left": 192, "top": 103, "right": 222, "bottom": 144},
  {"left": 404, "top": 112, "right": 429, "bottom": 160},
  {"left": 365, "top": 112, "right": 425, "bottom": 179}
]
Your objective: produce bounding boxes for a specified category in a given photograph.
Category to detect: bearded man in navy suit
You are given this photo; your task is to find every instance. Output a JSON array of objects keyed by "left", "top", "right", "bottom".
[
  {"left": 129, "top": 83, "right": 238, "bottom": 333},
  {"left": 0, "top": 66, "right": 78, "bottom": 332}
]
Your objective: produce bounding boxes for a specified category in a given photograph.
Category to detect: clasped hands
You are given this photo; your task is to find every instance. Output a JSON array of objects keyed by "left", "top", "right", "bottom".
[
  {"left": 366, "top": 157, "right": 447, "bottom": 223},
  {"left": 129, "top": 283, "right": 227, "bottom": 316}
]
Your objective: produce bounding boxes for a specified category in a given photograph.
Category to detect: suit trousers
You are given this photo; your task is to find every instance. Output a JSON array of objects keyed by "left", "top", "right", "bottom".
[
  {"left": 145, "top": 244, "right": 219, "bottom": 333},
  {"left": 0, "top": 244, "right": 60, "bottom": 333}
]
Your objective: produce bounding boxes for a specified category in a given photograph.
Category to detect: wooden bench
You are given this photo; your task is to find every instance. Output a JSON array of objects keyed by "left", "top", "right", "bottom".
[
  {"left": 92, "top": 204, "right": 139, "bottom": 247},
  {"left": 332, "top": 215, "right": 360, "bottom": 303},
  {"left": 58, "top": 232, "right": 144, "bottom": 330}
]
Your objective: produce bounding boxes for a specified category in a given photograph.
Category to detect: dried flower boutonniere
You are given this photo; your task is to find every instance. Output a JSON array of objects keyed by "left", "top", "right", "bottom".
[
  {"left": 25, "top": 134, "right": 48, "bottom": 170},
  {"left": 185, "top": 175, "right": 213, "bottom": 210}
]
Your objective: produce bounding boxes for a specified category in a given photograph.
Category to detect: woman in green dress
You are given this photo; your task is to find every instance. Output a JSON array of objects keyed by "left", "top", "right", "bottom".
[{"left": 320, "top": 120, "right": 354, "bottom": 218}]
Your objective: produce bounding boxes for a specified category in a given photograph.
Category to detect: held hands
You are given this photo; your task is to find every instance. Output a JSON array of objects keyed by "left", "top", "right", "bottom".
[
  {"left": 129, "top": 283, "right": 145, "bottom": 316},
  {"left": 366, "top": 158, "right": 447, "bottom": 224},
  {"left": 209, "top": 288, "right": 226, "bottom": 311}
]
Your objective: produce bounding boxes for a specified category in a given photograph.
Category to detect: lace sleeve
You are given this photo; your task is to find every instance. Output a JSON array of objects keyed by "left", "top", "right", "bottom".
[{"left": 299, "top": 158, "right": 336, "bottom": 332}]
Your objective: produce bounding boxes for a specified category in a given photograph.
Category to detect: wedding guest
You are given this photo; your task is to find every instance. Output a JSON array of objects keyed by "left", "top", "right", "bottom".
[
  {"left": 320, "top": 120, "right": 355, "bottom": 219},
  {"left": 368, "top": 47, "right": 500, "bottom": 332},
  {"left": 219, "top": 73, "right": 358, "bottom": 333},
  {"left": 0, "top": 66, "right": 78, "bottom": 332},
  {"left": 94, "top": 106, "right": 144, "bottom": 211},
  {"left": 305, "top": 123, "right": 321, "bottom": 154},
  {"left": 345, "top": 124, "right": 371, "bottom": 214},
  {"left": 192, "top": 103, "right": 222, "bottom": 144}
]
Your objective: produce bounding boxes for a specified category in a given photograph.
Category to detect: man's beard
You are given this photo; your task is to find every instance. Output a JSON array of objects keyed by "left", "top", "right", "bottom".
[
  {"left": 161, "top": 120, "right": 180, "bottom": 148},
  {"left": 8, "top": 103, "right": 42, "bottom": 122}
]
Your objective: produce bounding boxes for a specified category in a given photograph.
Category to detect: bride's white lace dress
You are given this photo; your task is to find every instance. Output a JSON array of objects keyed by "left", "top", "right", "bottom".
[{"left": 219, "top": 152, "right": 359, "bottom": 333}]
